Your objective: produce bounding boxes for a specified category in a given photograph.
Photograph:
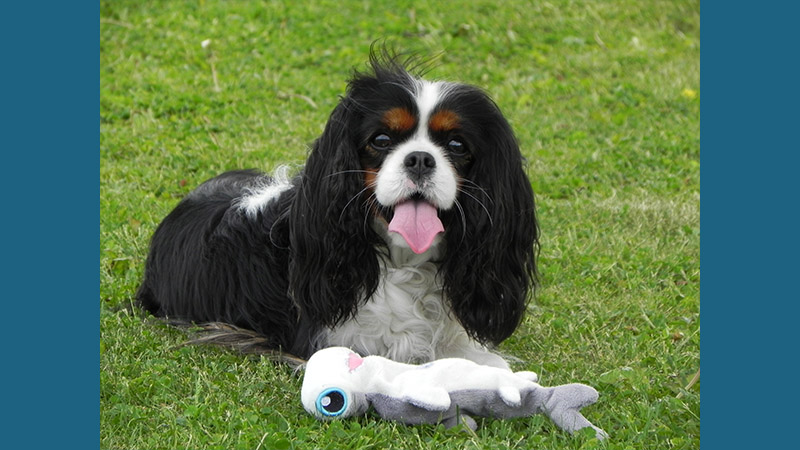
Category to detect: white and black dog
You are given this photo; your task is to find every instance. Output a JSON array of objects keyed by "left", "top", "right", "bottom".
[{"left": 138, "top": 51, "right": 538, "bottom": 369}]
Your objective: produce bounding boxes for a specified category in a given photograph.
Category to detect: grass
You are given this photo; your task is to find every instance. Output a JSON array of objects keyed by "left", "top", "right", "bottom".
[{"left": 100, "top": 0, "right": 700, "bottom": 448}]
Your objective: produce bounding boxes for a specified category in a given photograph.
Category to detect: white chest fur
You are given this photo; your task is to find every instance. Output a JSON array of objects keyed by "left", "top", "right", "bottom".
[{"left": 317, "top": 224, "right": 509, "bottom": 369}]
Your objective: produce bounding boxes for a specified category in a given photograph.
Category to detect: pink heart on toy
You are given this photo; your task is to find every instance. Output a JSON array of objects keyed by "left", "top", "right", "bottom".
[{"left": 348, "top": 352, "right": 363, "bottom": 371}]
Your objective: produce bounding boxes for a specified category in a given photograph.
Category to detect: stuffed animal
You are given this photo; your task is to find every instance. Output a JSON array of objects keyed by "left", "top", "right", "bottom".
[{"left": 301, "top": 347, "right": 607, "bottom": 440}]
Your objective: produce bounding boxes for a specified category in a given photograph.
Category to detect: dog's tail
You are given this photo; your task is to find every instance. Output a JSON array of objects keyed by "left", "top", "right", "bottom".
[{"left": 168, "top": 320, "right": 308, "bottom": 369}]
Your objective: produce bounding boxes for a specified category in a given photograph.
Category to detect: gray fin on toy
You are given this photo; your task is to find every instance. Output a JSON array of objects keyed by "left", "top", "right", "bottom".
[{"left": 543, "top": 383, "right": 608, "bottom": 440}]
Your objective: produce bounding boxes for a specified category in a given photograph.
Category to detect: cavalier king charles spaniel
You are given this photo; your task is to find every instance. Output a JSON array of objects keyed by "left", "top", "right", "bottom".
[{"left": 138, "top": 51, "right": 539, "bottom": 369}]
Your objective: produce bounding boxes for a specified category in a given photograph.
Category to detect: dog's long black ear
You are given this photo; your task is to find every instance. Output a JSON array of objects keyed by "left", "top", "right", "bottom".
[
  {"left": 288, "top": 98, "right": 380, "bottom": 329},
  {"left": 442, "top": 96, "right": 539, "bottom": 346}
]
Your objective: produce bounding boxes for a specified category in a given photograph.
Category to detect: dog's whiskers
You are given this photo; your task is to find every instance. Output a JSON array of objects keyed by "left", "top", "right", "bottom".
[
  {"left": 457, "top": 188, "right": 494, "bottom": 226},
  {"left": 339, "top": 180, "right": 378, "bottom": 224},
  {"left": 453, "top": 198, "right": 468, "bottom": 246},
  {"left": 362, "top": 192, "right": 381, "bottom": 235},
  {"left": 459, "top": 178, "right": 494, "bottom": 204},
  {"left": 325, "top": 170, "right": 373, "bottom": 178}
]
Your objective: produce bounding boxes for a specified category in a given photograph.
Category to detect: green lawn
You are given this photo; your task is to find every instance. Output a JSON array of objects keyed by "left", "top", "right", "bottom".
[{"left": 100, "top": 0, "right": 700, "bottom": 448}]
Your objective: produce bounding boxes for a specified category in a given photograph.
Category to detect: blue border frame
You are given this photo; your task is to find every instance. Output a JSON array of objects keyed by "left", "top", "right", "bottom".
[
  {"left": 701, "top": 1, "right": 798, "bottom": 449},
  {"left": 2, "top": 3, "right": 99, "bottom": 449}
]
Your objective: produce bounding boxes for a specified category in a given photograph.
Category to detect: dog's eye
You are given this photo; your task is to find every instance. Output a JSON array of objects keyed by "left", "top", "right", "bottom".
[
  {"left": 447, "top": 139, "right": 467, "bottom": 155},
  {"left": 371, "top": 134, "right": 393, "bottom": 150}
]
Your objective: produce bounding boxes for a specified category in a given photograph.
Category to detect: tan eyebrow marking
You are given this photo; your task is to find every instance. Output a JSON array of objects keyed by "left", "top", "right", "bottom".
[
  {"left": 382, "top": 107, "right": 416, "bottom": 132},
  {"left": 429, "top": 109, "right": 460, "bottom": 132}
]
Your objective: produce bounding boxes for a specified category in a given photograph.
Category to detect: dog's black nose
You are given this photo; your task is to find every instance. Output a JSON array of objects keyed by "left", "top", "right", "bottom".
[{"left": 404, "top": 151, "right": 436, "bottom": 182}]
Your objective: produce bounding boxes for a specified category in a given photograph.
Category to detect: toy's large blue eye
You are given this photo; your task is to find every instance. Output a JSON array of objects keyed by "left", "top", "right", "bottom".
[{"left": 316, "top": 388, "right": 348, "bottom": 417}]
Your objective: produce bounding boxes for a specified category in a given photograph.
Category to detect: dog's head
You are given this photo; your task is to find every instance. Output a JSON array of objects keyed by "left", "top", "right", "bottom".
[{"left": 290, "top": 50, "right": 539, "bottom": 345}]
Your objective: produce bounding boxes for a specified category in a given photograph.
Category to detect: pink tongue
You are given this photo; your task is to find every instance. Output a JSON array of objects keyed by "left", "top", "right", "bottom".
[{"left": 388, "top": 200, "right": 444, "bottom": 254}]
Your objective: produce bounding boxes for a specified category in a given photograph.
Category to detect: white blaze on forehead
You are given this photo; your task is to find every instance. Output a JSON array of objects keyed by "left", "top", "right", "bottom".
[
  {"left": 414, "top": 80, "right": 455, "bottom": 137},
  {"left": 415, "top": 80, "right": 440, "bottom": 128}
]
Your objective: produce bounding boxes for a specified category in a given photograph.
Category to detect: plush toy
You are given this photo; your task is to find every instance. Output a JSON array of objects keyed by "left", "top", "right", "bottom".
[{"left": 301, "top": 347, "right": 607, "bottom": 440}]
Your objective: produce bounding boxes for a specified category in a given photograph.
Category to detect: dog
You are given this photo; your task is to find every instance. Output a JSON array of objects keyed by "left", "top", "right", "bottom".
[{"left": 137, "top": 51, "right": 539, "bottom": 369}]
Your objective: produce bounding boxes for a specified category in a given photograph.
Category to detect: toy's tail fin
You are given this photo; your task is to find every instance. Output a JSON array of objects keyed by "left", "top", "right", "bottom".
[{"left": 544, "top": 383, "right": 608, "bottom": 440}]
